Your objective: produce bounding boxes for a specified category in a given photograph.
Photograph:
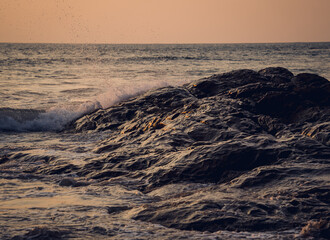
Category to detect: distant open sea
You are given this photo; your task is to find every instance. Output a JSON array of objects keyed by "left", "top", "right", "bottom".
[{"left": 0, "top": 42, "right": 329, "bottom": 132}]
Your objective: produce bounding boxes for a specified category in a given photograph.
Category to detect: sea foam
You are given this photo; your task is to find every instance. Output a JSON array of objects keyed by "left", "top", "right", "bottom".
[
  {"left": 0, "top": 102, "right": 100, "bottom": 132},
  {"left": 0, "top": 81, "right": 168, "bottom": 132}
]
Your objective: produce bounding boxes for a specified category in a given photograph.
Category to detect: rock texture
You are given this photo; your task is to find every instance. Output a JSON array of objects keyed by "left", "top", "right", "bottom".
[
  {"left": 2, "top": 67, "right": 329, "bottom": 238},
  {"left": 64, "top": 67, "right": 330, "bottom": 234}
]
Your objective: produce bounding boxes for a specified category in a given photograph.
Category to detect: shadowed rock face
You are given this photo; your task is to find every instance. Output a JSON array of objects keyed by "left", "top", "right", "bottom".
[
  {"left": 64, "top": 67, "right": 330, "bottom": 234},
  {"left": 7, "top": 67, "right": 327, "bottom": 236},
  {"left": 62, "top": 67, "right": 330, "bottom": 234}
]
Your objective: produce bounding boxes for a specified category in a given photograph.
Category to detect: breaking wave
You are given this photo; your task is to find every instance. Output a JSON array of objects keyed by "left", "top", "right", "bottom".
[
  {"left": 0, "top": 102, "right": 100, "bottom": 132},
  {"left": 0, "top": 81, "right": 168, "bottom": 132}
]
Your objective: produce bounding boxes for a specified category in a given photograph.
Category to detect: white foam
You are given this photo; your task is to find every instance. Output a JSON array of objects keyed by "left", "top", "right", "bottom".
[
  {"left": 0, "top": 101, "right": 101, "bottom": 132},
  {"left": 0, "top": 81, "right": 169, "bottom": 132},
  {"left": 97, "top": 81, "right": 169, "bottom": 109}
]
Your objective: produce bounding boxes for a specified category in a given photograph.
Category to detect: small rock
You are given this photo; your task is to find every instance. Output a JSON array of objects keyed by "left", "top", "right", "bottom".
[{"left": 58, "top": 178, "right": 76, "bottom": 187}]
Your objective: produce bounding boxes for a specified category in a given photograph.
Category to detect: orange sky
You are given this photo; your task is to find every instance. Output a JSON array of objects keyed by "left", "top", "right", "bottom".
[{"left": 0, "top": 0, "right": 329, "bottom": 44}]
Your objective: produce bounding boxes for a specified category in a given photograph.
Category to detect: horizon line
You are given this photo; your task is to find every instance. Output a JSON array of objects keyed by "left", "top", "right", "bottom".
[{"left": 0, "top": 40, "right": 329, "bottom": 45}]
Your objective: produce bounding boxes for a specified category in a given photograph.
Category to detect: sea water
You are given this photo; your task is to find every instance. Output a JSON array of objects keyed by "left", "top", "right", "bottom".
[
  {"left": 0, "top": 42, "right": 329, "bottom": 239},
  {"left": 1, "top": 42, "right": 329, "bottom": 132}
]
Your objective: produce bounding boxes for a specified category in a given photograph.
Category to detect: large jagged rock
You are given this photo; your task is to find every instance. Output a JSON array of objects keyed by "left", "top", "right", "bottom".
[{"left": 65, "top": 68, "right": 330, "bottom": 233}]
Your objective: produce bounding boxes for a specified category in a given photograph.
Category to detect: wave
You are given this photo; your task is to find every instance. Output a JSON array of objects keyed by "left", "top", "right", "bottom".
[
  {"left": 96, "top": 81, "right": 169, "bottom": 109},
  {"left": 112, "top": 56, "right": 218, "bottom": 63},
  {"left": 0, "top": 81, "right": 168, "bottom": 132},
  {"left": 0, "top": 56, "right": 219, "bottom": 69},
  {"left": 0, "top": 102, "right": 100, "bottom": 132}
]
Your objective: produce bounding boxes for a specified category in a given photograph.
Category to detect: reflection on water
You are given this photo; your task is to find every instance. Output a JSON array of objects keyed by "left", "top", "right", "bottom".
[{"left": 0, "top": 179, "right": 148, "bottom": 209}]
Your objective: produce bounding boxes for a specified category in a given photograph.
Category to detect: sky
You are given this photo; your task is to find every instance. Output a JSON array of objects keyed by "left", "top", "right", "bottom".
[{"left": 0, "top": 0, "right": 329, "bottom": 44}]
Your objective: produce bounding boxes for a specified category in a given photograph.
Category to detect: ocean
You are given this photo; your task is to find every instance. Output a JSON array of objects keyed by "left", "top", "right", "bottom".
[
  {"left": 1, "top": 43, "right": 329, "bottom": 131},
  {"left": 0, "top": 42, "right": 329, "bottom": 239}
]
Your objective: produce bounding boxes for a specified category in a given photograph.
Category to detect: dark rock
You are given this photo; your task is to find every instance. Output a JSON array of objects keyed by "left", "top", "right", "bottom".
[
  {"left": 292, "top": 73, "right": 329, "bottom": 89},
  {"left": 58, "top": 68, "right": 329, "bottom": 233},
  {"left": 131, "top": 195, "right": 288, "bottom": 232},
  {"left": 300, "top": 219, "right": 330, "bottom": 239},
  {"left": 302, "top": 122, "right": 330, "bottom": 146},
  {"left": 58, "top": 178, "right": 76, "bottom": 187},
  {"left": 89, "top": 169, "right": 127, "bottom": 179},
  {"left": 91, "top": 226, "right": 107, "bottom": 235},
  {"left": 291, "top": 73, "right": 330, "bottom": 105},
  {"left": 142, "top": 137, "right": 284, "bottom": 190},
  {"left": 258, "top": 67, "right": 294, "bottom": 82},
  {"left": 0, "top": 155, "right": 10, "bottom": 164},
  {"left": 184, "top": 69, "right": 267, "bottom": 98},
  {"left": 11, "top": 227, "right": 67, "bottom": 240},
  {"left": 39, "top": 164, "right": 79, "bottom": 175},
  {"left": 257, "top": 115, "right": 285, "bottom": 134},
  {"left": 107, "top": 206, "right": 132, "bottom": 214},
  {"left": 93, "top": 143, "right": 122, "bottom": 153},
  {"left": 68, "top": 86, "right": 193, "bottom": 132}
]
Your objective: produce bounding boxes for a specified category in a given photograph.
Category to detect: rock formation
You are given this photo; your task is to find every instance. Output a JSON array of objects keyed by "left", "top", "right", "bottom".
[
  {"left": 65, "top": 67, "right": 329, "bottom": 235},
  {"left": 2, "top": 67, "right": 329, "bottom": 238}
]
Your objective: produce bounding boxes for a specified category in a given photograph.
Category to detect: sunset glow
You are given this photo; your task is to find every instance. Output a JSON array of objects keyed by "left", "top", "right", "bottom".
[{"left": 0, "top": 0, "right": 329, "bottom": 44}]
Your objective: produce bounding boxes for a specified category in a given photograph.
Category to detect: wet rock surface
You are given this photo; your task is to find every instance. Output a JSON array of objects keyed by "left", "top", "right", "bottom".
[
  {"left": 1, "top": 67, "right": 329, "bottom": 239},
  {"left": 11, "top": 227, "right": 68, "bottom": 240}
]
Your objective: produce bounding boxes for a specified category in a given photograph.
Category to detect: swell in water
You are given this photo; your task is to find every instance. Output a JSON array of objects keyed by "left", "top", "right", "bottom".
[{"left": 0, "top": 81, "right": 168, "bottom": 132}]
